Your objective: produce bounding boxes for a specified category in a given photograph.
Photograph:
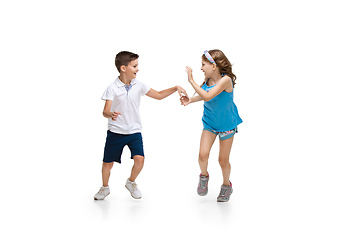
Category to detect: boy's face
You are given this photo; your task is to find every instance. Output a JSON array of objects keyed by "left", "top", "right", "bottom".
[{"left": 123, "top": 59, "right": 139, "bottom": 80}]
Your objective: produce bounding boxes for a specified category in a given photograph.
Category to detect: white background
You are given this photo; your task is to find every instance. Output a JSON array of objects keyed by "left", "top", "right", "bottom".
[{"left": 1, "top": 0, "right": 360, "bottom": 239}]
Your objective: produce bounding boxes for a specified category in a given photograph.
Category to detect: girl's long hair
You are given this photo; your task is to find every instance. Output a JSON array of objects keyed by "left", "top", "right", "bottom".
[{"left": 200, "top": 49, "right": 237, "bottom": 88}]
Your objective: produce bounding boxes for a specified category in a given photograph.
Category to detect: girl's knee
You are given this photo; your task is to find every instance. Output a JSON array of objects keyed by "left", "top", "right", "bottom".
[
  {"left": 199, "top": 152, "right": 209, "bottom": 162},
  {"left": 218, "top": 157, "right": 229, "bottom": 167}
]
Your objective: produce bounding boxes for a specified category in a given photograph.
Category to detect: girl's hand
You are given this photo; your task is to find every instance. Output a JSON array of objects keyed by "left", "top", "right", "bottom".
[
  {"left": 111, "top": 111, "right": 120, "bottom": 121},
  {"left": 176, "top": 85, "right": 189, "bottom": 98},
  {"left": 185, "top": 66, "right": 194, "bottom": 82},
  {"left": 180, "top": 95, "right": 192, "bottom": 106}
]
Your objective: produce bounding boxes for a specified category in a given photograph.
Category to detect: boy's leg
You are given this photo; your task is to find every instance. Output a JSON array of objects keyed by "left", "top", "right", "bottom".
[
  {"left": 127, "top": 133, "right": 145, "bottom": 182},
  {"left": 102, "top": 130, "right": 126, "bottom": 186},
  {"left": 94, "top": 162, "right": 113, "bottom": 200},
  {"left": 102, "top": 162, "right": 114, "bottom": 187},
  {"left": 199, "top": 130, "right": 217, "bottom": 176},
  {"left": 126, "top": 155, "right": 144, "bottom": 199},
  {"left": 218, "top": 136, "right": 234, "bottom": 186},
  {"left": 129, "top": 155, "right": 144, "bottom": 182}
]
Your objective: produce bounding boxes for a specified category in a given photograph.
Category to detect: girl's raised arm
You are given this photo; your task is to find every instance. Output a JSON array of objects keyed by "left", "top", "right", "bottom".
[{"left": 185, "top": 66, "right": 232, "bottom": 102}]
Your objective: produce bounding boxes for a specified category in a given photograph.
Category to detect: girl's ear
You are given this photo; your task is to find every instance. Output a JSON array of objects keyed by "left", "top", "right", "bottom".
[
  {"left": 212, "top": 63, "right": 217, "bottom": 71},
  {"left": 120, "top": 65, "right": 126, "bottom": 72}
]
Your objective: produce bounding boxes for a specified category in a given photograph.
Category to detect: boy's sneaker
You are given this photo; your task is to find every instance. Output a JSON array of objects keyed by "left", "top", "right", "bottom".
[
  {"left": 125, "top": 179, "right": 142, "bottom": 199},
  {"left": 197, "top": 174, "right": 209, "bottom": 196},
  {"left": 217, "top": 182, "right": 233, "bottom": 202},
  {"left": 94, "top": 186, "right": 110, "bottom": 200}
]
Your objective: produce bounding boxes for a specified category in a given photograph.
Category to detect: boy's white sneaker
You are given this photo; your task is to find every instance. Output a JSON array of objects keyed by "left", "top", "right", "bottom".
[
  {"left": 125, "top": 179, "right": 142, "bottom": 199},
  {"left": 94, "top": 186, "right": 110, "bottom": 200}
]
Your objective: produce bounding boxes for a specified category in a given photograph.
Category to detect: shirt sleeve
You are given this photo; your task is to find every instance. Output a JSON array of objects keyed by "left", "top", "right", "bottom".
[
  {"left": 139, "top": 81, "right": 151, "bottom": 96},
  {"left": 101, "top": 85, "right": 115, "bottom": 101}
]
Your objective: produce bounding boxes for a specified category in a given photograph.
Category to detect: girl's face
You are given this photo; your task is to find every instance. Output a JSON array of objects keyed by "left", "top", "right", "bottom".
[{"left": 201, "top": 60, "right": 215, "bottom": 79}]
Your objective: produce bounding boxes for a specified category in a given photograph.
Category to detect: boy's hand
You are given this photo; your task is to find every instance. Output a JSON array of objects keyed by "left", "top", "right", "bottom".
[
  {"left": 111, "top": 111, "right": 121, "bottom": 121},
  {"left": 185, "top": 66, "right": 194, "bottom": 82},
  {"left": 176, "top": 86, "right": 188, "bottom": 99},
  {"left": 180, "top": 95, "right": 191, "bottom": 106}
]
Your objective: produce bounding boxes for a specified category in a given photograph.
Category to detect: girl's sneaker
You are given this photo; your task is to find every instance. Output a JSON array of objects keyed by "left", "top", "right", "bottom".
[
  {"left": 125, "top": 179, "right": 142, "bottom": 199},
  {"left": 94, "top": 186, "right": 110, "bottom": 200},
  {"left": 197, "top": 174, "right": 209, "bottom": 196},
  {"left": 217, "top": 183, "right": 233, "bottom": 202}
]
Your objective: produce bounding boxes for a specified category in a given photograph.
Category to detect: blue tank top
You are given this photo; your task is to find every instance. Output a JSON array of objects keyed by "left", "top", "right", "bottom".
[{"left": 202, "top": 80, "right": 242, "bottom": 132}]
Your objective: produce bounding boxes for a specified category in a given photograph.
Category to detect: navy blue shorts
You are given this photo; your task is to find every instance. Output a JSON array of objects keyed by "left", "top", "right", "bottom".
[{"left": 103, "top": 130, "right": 144, "bottom": 163}]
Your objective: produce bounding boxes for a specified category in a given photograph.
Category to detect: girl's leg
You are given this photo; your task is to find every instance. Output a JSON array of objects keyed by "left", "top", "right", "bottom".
[
  {"left": 102, "top": 162, "right": 114, "bottom": 187},
  {"left": 129, "top": 155, "right": 144, "bottom": 182},
  {"left": 218, "top": 136, "right": 234, "bottom": 186},
  {"left": 199, "top": 130, "right": 217, "bottom": 176}
]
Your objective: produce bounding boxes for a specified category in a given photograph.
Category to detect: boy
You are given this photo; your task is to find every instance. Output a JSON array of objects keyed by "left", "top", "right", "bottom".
[{"left": 94, "top": 51, "right": 187, "bottom": 200}]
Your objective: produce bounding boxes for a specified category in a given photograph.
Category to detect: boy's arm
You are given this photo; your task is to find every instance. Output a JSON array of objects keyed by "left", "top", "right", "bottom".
[
  {"left": 103, "top": 100, "right": 120, "bottom": 120},
  {"left": 146, "top": 86, "right": 188, "bottom": 100}
]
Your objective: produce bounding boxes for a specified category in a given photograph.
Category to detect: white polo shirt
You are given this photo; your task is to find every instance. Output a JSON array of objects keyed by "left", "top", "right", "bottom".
[{"left": 101, "top": 78, "right": 151, "bottom": 134}]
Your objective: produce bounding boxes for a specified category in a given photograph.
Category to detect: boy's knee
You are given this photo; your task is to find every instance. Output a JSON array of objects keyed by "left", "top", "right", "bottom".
[
  {"left": 103, "top": 162, "right": 114, "bottom": 170},
  {"left": 133, "top": 156, "right": 144, "bottom": 166}
]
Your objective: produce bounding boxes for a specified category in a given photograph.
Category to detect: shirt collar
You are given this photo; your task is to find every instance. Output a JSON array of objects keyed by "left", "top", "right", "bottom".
[{"left": 115, "top": 78, "right": 137, "bottom": 88}]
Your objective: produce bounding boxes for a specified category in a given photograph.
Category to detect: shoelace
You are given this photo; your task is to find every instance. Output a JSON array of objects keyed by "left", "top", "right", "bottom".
[
  {"left": 219, "top": 188, "right": 227, "bottom": 197},
  {"left": 199, "top": 178, "right": 207, "bottom": 188},
  {"left": 98, "top": 187, "right": 106, "bottom": 194},
  {"left": 130, "top": 182, "right": 138, "bottom": 191}
]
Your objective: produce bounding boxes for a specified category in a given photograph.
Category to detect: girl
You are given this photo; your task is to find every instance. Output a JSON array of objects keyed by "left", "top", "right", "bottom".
[{"left": 181, "top": 50, "right": 242, "bottom": 202}]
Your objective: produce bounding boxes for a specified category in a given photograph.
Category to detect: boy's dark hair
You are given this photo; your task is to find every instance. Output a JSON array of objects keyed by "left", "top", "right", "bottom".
[{"left": 115, "top": 51, "right": 139, "bottom": 73}]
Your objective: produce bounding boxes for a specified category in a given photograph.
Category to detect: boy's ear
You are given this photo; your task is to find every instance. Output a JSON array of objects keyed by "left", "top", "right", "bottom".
[{"left": 120, "top": 65, "right": 126, "bottom": 72}]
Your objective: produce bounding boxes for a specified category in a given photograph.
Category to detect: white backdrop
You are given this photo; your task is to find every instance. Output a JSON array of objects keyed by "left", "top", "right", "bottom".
[{"left": 1, "top": 0, "right": 359, "bottom": 239}]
